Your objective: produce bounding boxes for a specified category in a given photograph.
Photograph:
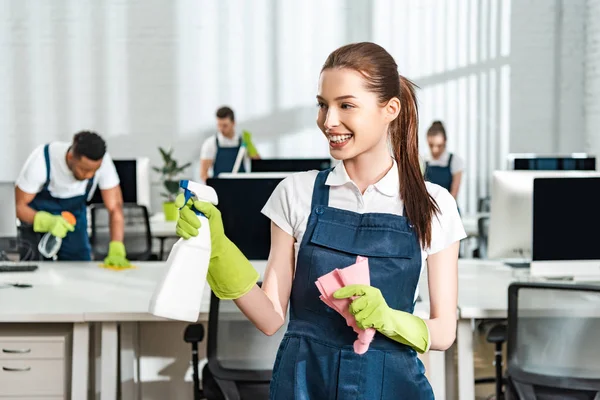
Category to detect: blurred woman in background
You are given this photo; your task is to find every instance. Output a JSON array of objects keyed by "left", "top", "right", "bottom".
[{"left": 424, "top": 121, "right": 464, "bottom": 200}]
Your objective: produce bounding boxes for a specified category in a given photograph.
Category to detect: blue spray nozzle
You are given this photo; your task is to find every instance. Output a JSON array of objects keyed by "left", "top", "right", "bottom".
[{"left": 179, "top": 180, "right": 206, "bottom": 217}]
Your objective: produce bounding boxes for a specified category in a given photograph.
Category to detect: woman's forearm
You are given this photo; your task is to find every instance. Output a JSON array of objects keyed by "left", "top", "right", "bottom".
[
  {"left": 425, "top": 316, "right": 457, "bottom": 351},
  {"left": 234, "top": 285, "right": 287, "bottom": 336}
]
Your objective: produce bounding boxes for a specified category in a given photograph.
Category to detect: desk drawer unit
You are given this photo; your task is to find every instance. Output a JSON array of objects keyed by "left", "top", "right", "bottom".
[
  {"left": 0, "top": 340, "right": 64, "bottom": 360},
  {"left": 0, "top": 329, "right": 70, "bottom": 399},
  {"left": 0, "top": 359, "right": 64, "bottom": 396}
]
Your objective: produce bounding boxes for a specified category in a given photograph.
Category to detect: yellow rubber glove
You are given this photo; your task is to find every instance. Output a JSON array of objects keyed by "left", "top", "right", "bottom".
[
  {"left": 174, "top": 194, "right": 259, "bottom": 299},
  {"left": 103, "top": 241, "right": 131, "bottom": 268},
  {"left": 334, "top": 284, "right": 430, "bottom": 353},
  {"left": 33, "top": 211, "right": 75, "bottom": 239},
  {"left": 242, "top": 130, "right": 259, "bottom": 158}
]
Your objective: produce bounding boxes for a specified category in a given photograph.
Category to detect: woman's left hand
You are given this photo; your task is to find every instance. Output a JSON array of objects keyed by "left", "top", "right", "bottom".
[{"left": 334, "top": 284, "right": 430, "bottom": 353}]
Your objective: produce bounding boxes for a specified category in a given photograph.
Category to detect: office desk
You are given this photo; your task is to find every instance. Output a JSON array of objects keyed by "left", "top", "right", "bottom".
[
  {"left": 455, "top": 259, "right": 525, "bottom": 400},
  {"left": 0, "top": 261, "right": 451, "bottom": 400},
  {"left": 149, "top": 213, "right": 177, "bottom": 259}
]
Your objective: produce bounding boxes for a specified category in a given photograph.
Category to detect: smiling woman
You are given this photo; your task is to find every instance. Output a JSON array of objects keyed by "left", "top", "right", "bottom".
[{"left": 174, "top": 41, "right": 466, "bottom": 400}]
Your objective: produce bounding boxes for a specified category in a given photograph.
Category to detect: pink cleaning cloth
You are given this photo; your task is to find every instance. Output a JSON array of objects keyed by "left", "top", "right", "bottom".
[{"left": 315, "top": 256, "right": 376, "bottom": 354}]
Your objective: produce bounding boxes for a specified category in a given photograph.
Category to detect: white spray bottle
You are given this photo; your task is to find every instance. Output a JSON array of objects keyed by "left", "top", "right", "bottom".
[{"left": 148, "top": 180, "right": 219, "bottom": 322}]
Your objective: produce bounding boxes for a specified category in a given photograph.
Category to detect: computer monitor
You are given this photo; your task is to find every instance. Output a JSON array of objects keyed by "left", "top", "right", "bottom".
[
  {"left": 507, "top": 153, "right": 596, "bottom": 171},
  {"left": 0, "top": 182, "right": 18, "bottom": 252},
  {"left": 88, "top": 158, "right": 151, "bottom": 211},
  {"left": 251, "top": 158, "right": 332, "bottom": 173},
  {"left": 487, "top": 170, "right": 600, "bottom": 262},
  {"left": 531, "top": 176, "right": 600, "bottom": 280},
  {"left": 206, "top": 174, "right": 292, "bottom": 260}
]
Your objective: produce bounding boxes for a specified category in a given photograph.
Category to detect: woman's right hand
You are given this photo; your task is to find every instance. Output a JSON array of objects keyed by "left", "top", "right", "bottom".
[
  {"left": 174, "top": 194, "right": 227, "bottom": 252},
  {"left": 173, "top": 193, "right": 259, "bottom": 300}
]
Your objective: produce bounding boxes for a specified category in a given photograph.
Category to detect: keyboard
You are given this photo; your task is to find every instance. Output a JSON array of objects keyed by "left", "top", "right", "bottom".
[{"left": 0, "top": 263, "right": 39, "bottom": 273}]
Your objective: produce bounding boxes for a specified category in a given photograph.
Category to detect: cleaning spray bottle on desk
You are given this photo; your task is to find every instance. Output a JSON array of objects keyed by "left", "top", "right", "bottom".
[{"left": 149, "top": 180, "right": 219, "bottom": 322}]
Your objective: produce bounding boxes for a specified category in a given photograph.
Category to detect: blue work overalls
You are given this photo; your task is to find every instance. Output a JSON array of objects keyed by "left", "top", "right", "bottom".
[
  {"left": 213, "top": 136, "right": 245, "bottom": 177},
  {"left": 269, "top": 169, "right": 434, "bottom": 399},
  {"left": 23, "top": 144, "right": 94, "bottom": 261},
  {"left": 424, "top": 153, "right": 453, "bottom": 192}
]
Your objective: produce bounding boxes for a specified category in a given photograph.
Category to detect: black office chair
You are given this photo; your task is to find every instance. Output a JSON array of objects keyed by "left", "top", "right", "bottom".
[
  {"left": 89, "top": 203, "right": 153, "bottom": 261},
  {"left": 475, "top": 215, "right": 490, "bottom": 259},
  {"left": 505, "top": 282, "right": 600, "bottom": 399},
  {"left": 184, "top": 324, "right": 206, "bottom": 400},
  {"left": 478, "top": 196, "right": 491, "bottom": 213},
  {"left": 475, "top": 320, "right": 507, "bottom": 400},
  {"left": 186, "top": 286, "right": 286, "bottom": 400},
  {"left": 473, "top": 196, "right": 491, "bottom": 259}
]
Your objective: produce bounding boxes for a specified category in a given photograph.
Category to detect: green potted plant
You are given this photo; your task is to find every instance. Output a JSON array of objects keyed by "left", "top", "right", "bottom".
[{"left": 153, "top": 147, "right": 191, "bottom": 221}]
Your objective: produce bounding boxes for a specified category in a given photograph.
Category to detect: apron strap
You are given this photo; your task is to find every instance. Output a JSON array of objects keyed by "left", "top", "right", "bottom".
[
  {"left": 84, "top": 175, "right": 96, "bottom": 200},
  {"left": 447, "top": 153, "right": 453, "bottom": 169},
  {"left": 42, "top": 144, "right": 51, "bottom": 191},
  {"left": 310, "top": 169, "right": 331, "bottom": 209}
]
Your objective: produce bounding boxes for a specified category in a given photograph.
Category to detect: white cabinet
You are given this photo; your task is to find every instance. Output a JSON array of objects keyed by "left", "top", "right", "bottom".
[{"left": 0, "top": 325, "right": 71, "bottom": 399}]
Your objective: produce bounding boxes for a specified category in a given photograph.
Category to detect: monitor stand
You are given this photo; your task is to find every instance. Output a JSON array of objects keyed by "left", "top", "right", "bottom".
[
  {"left": 504, "top": 261, "right": 530, "bottom": 269},
  {"left": 530, "top": 260, "right": 600, "bottom": 281}
]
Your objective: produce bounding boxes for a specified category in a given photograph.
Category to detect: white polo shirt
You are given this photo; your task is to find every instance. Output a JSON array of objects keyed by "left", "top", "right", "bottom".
[
  {"left": 16, "top": 142, "right": 120, "bottom": 200},
  {"left": 423, "top": 151, "right": 465, "bottom": 175},
  {"left": 200, "top": 132, "right": 251, "bottom": 175},
  {"left": 261, "top": 160, "right": 467, "bottom": 299}
]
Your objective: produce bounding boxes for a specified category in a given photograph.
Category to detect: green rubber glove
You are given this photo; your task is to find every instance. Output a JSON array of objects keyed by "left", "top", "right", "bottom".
[
  {"left": 174, "top": 194, "right": 259, "bottom": 300},
  {"left": 242, "top": 130, "right": 259, "bottom": 158},
  {"left": 103, "top": 241, "right": 131, "bottom": 268},
  {"left": 33, "top": 211, "right": 75, "bottom": 239},
  {"left": 334, "top": 284, "right": 431, "bottom": 353}
]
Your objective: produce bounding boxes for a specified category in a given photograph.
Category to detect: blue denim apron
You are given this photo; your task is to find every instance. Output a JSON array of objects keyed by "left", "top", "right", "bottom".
[
  {"left": 213, "top": 136, "right": 245, "bottom": 177},
  {"left": 425, "top": 153, "right": 453, "bottom": 191},
  {"left": 25, "top": 144, "right": 94, "bottom": 261},
  {"left": 269, "top": 169, "right": 434, "bottom": 399}
]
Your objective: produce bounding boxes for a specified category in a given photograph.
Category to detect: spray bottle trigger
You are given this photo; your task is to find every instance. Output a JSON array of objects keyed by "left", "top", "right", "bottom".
[{"left": 180, "top": 189, "right": 207, "bottom": 217}]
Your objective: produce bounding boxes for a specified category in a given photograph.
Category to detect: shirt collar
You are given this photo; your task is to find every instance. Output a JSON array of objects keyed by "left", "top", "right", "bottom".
[{"left": 325, "top": 160, "right": 399, "bottom": 197}]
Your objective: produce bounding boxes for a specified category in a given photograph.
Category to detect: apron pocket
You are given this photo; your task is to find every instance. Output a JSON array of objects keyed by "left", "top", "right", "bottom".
[{"left": 310, "top": 219, "right": 416, "bottom": 258}]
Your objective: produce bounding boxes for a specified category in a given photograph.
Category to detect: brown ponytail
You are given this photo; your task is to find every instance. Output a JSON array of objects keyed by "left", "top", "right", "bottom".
[
  {"left": 322, "top": 42, "right": 439, "bottom": 248},
  {"left": 392, "top": 76, "right": 439, "bottom": 247}
]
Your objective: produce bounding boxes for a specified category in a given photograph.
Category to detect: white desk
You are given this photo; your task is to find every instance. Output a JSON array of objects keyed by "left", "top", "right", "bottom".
[
  {"left": 454, "top": 259, "right": 528, "bottom": 400},
  {"left": 149, "top": 213, "right": 176, "bottom": 238},
  {"left": 149, "top": 213, "right": 177, "bottom": 259},
  {"left": 0, "top": 261, "right": 450, "bottom": 400}
]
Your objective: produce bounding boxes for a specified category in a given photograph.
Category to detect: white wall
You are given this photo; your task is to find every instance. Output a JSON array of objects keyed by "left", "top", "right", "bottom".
[
  {"left": 586, "top": 0, "right": 600, "bottom": 163},
  {"left": 509, "top": 0, "right": 588, "bottom": 154}
]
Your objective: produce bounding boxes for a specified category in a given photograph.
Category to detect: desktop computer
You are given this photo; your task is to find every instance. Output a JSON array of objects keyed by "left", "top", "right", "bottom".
[
  {"left": 487, "top": 170, "right": 600, "bottom": 264},
  {"left": 88, "top": 158, "right": 151, "bottom": 211},
  {"left": 507, "top": 153, "right": 596, "bottom": 171},
  {"left": 206, "top": 174, "right": 292, "bottom": 260},
  {"left": 250, "top": 158, "right": 332, "bottom": 173},
  {"left": 530, "top": 177, "right": 600, "bottom": 280}
]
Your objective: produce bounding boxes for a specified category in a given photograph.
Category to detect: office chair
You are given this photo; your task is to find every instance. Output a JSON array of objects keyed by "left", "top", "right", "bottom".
[
  {"left": 186, "top": 286, "right": 286, "bottom": 400},
  {"left": 184, "top": 324, "right": 206, "bottom": 400},
  {"left": 478, "top": 196, "right": 491, "bottom": 213},
  {"left": 475, "top": 216, "right": 490, "bottom": 259},
  {"left": 505, "top": 282, "right": 600, "bottom": 399},
  {"left": 89, "top": 204, "right": 153, "bottom": 261},
  {"left": 475, "top": 320, "right": 507, "bottom": 400}
]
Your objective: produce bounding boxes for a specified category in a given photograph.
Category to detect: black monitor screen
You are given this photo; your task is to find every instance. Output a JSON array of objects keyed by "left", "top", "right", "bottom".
[
  {"left": 251, "top": 158, "right": 331, "bottom": 173},
  {"left": 88, "top": 160, "right": 137, "bottom": 204},
  {"left": 532, "top": 177, "right": 600, "bottom": 261},
  {"left": 514, "top": 157, "right": 596, "bottom": 171},
  {"left": 206, "top": 177, "right": 284, "bottom": 260}
]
